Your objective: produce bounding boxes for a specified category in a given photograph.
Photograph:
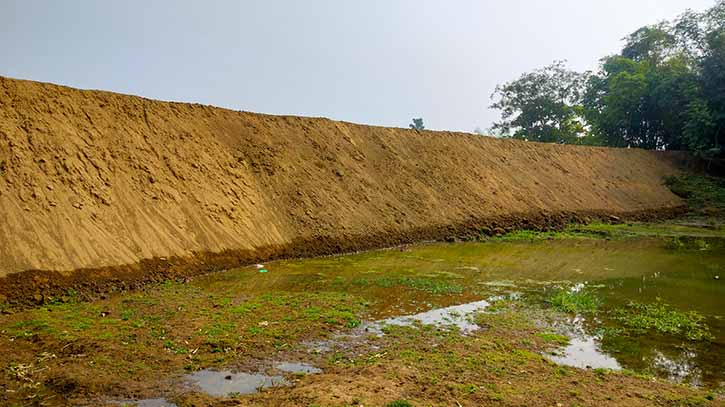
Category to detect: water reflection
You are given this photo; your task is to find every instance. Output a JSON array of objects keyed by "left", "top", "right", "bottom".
[
  {"left": 195, "top": 231, "right": 724, "bottom": 388},
  {"left": 187, "top": 369, "right": 287, "bottom": 396}
]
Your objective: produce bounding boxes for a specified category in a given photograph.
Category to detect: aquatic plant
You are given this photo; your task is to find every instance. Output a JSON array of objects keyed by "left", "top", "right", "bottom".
[
  {"left": 548, "top": 289, "right": 599, "bottom": 313},
  {"left": 613, "top": 301, "right": 713, "bottom": 341},
  {"left": 353, "top": 276, "right": 464, "bottom": 295},
  {"left": 664, "top": 236, "right": 711, "bottom": 251}
]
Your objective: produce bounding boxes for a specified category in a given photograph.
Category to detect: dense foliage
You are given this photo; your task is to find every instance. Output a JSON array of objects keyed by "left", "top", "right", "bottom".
[
  {"left": 490, "top": 61, "right": 593, "bottom": 144},
  {"left": 491, "top": 1, "right": 725, "bottom": 152}
]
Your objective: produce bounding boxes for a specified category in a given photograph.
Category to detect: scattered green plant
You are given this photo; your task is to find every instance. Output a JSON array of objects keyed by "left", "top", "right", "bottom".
[
  {"left": 665, "top": 236, "right": 711, "bottom": 251},
  {"left": 536, "top": 332, "right": 570, "bottom": 345},
  {"left": 613, "top": 301, "right": 713, "bottom": 341},
  {"left": 353, "top": 276, "right": 463, "bottom": 295},
  {"left": 548, "top": 289, "right": 599, "bottom": 313},
  {"left": 665, "top": 175, "right": 725, "bottom": 213}
]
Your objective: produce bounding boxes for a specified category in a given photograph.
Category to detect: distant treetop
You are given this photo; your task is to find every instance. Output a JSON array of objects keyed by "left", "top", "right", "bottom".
[{"left": 409, "top": 118, "right": 425, "bottom": 131}]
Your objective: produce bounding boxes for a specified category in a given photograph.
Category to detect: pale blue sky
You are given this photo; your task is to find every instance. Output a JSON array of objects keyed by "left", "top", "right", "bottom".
[{"left": 1, "top": 1, "right": 715, "bottom": 131}]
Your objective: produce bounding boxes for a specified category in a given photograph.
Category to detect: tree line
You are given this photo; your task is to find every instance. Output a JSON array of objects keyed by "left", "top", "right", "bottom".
[{"left": 490, "top": 1, "right": 724, "bottom": 153}]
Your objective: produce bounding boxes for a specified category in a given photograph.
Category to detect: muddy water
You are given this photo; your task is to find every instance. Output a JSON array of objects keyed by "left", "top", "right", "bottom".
[
  {"left": 197, "top": 232, "right": 725, "bottom": 388},
  {"left": 188, "top": 370, "right": 287, "bottom": 396}
]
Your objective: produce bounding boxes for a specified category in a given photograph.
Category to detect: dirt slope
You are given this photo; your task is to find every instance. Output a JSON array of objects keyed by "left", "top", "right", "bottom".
[{"left": 0, "top": 76, "right": 685, "bottom": 300}]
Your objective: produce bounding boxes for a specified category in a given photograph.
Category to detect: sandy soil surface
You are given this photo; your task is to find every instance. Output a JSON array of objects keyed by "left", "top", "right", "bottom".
[{"left": 0, "top": 76, "right": 686, "bottom": 302}]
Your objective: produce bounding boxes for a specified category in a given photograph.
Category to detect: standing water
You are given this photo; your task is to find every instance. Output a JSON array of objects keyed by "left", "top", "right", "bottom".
[{"left": 197, "top": 224, "right": 725, "bottom": 388}]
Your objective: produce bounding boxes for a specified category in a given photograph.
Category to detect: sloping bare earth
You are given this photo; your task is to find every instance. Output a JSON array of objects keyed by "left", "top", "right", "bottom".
[{"left": 0, "top": 76, "right": 685, "bottom": 303}]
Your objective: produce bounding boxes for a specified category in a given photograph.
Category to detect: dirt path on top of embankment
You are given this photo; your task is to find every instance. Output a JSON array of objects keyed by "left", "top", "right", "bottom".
[{"left": 0, "top": 76, "right": 687, "bottom": 304}]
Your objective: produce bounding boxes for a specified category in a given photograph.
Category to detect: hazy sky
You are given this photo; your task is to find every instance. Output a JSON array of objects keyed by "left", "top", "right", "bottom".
[{"left": 1, "top": 1, "right": 715, "bottom": 132}]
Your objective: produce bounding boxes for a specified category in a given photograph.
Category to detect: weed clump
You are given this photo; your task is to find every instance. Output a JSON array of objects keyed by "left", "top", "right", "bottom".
[
  {"left": 548, "top": 289, "right": 598, "bottom": 313},
  {"left": 664, "top": 236, "right": 711, "bottom": 251},
  {"left": 614, "top": 301, "right": 713, "bottom": 341},
  {"left": 536, "top": 332, "right": 570, "bottom": 345}
]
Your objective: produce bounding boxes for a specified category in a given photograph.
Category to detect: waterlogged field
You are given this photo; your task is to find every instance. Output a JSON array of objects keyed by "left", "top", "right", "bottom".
[{"left": 0, "top": 221, "right": 724, "bottom": 406}]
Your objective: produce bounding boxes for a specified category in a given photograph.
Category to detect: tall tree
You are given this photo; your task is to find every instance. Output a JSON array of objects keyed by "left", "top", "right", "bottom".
[
  {"left": 491, "top": 1, "right": 724, "bottom": 152},
  {"left": 490, "top": 61, "right": 591, "bottom": 144},
  {"left": 583, "top": 1, "right": 724, "bottom": 151}
]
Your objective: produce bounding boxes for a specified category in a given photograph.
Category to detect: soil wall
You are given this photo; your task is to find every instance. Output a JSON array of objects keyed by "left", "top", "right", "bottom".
[{"left": 0, "top": 77, "right": 685, "bottom": 301}]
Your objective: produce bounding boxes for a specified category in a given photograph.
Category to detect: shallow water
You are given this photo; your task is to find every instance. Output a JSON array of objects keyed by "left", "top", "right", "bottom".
[
  {"left": 111, "top": 398, "right": 177, "bottom": 407},
  {"left": 370, "top": 299, "right": 490, "bottom": 334},
  {"left": 546, "top": 316, "right": 622, "bottom": 371},
  {"left": 196, "top": 226, "right": 725, "bottom": 388},
  {"left": 274, "top": 362, "right": 323, "bottom": 374},
  {"left": 187, "top": 369, "right": 287, "bottom": 396}
]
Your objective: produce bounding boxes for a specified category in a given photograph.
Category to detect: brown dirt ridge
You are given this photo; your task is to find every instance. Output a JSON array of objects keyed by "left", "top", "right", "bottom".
[{"left": 0, "top": 76, "right": 686, "bottom": 304}]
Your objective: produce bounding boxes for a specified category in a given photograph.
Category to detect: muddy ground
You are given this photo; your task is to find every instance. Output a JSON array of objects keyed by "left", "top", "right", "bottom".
[{"left": 1, "top": 220, "right": 723, "bottom": 407}]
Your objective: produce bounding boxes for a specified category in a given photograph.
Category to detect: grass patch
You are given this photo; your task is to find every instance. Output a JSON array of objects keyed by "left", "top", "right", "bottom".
[
  {"left": 536, "top": 332, "right": 570, "bottom": 346},
  {"left": 0, "top": 284, "right": 369, "bottom": 403},
  {"left": 664, "top": 236, "right": 712, "bottom": 251},
  {"left": 353, "top": 276, "right": 463, "bottom": 295},
  {"left": 613, "top": 301, "right": 713, "bottom": 341},
  {"left": 548, "top": 289, "right": 598, "bottom": 314},
  {"left": 492, "top": 228, "right": 602, "bottom": 242},
  {"left": 665, "top": 174, "right": 725, "bottom": 213}
]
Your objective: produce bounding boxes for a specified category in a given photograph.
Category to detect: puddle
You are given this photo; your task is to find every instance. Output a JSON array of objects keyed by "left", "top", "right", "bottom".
[
  {"left": 111, "top": 399, "right": 177, "bottom": 407},
  {"left": 194, "top": 229, "right": 724, "bottom": 387},
  {"left": 549, "top": 336, "right": 621, "bottom": 370},
  {"left": 187, "top": 370, "right": 288, "bottom": 396},
  {"left": 274, "top": 362, "right": 322, "bottom": 374},
  {"left": 372, "top": 300, "right": 490, "bottom": 334},
  {"left": 652, "top": 350, "right": 703, "bottom": 386}
]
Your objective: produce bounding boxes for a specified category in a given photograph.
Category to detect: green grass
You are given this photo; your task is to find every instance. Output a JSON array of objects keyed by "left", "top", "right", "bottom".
[
  {"left": 665, "top": 174, "right": 725, "bottom": 212},
  {"left": 492, "top": 228, "right": 602, "bottom": 242},
  {"left": 664, "top": 236, "right": 713, "bottom": 251},
  {"left": 548, "top": 289, "right": 599, "bottom": 314},
  {"left": 352, "top": 276, "right": 464, "bottom": 295},
  {"left": 613, "top": 301, "right": 713, "bottom": 341},
  {"left": 536, "top": 332, "right": 570, "bottom": 345}
]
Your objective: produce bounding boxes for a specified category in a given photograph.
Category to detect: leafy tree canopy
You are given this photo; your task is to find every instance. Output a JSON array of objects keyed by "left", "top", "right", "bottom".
[
  {"left": 490, "top": 61, "right": 595, "bottom": 145},
  {"left": 491, "top": 0, "right": 724, "bottom": 152}
]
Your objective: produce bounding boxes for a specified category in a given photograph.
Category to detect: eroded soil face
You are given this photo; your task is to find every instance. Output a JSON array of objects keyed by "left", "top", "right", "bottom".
[
  {"left": 0, "top": 76, "right": 686, "bottom": 279},
  {"left": 1, "top": 221, "right": 723, "bottom": 406}
]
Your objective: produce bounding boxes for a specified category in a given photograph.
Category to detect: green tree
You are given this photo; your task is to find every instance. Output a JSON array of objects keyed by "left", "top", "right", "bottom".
[
  {"left": 582, "top": 1, "right": 724, "bottom": 152},
  {"left": 489, "top": 61, "right": 593, "bottom": 144},
  {"left": 409, "top": 118, "right": 425, "bottom": 131},
  {"left": 493, "top": 1, "right": 724, "bottom": 152},
  {"left": 583, "top": 55, "right": 708, "bottom": 150}
]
